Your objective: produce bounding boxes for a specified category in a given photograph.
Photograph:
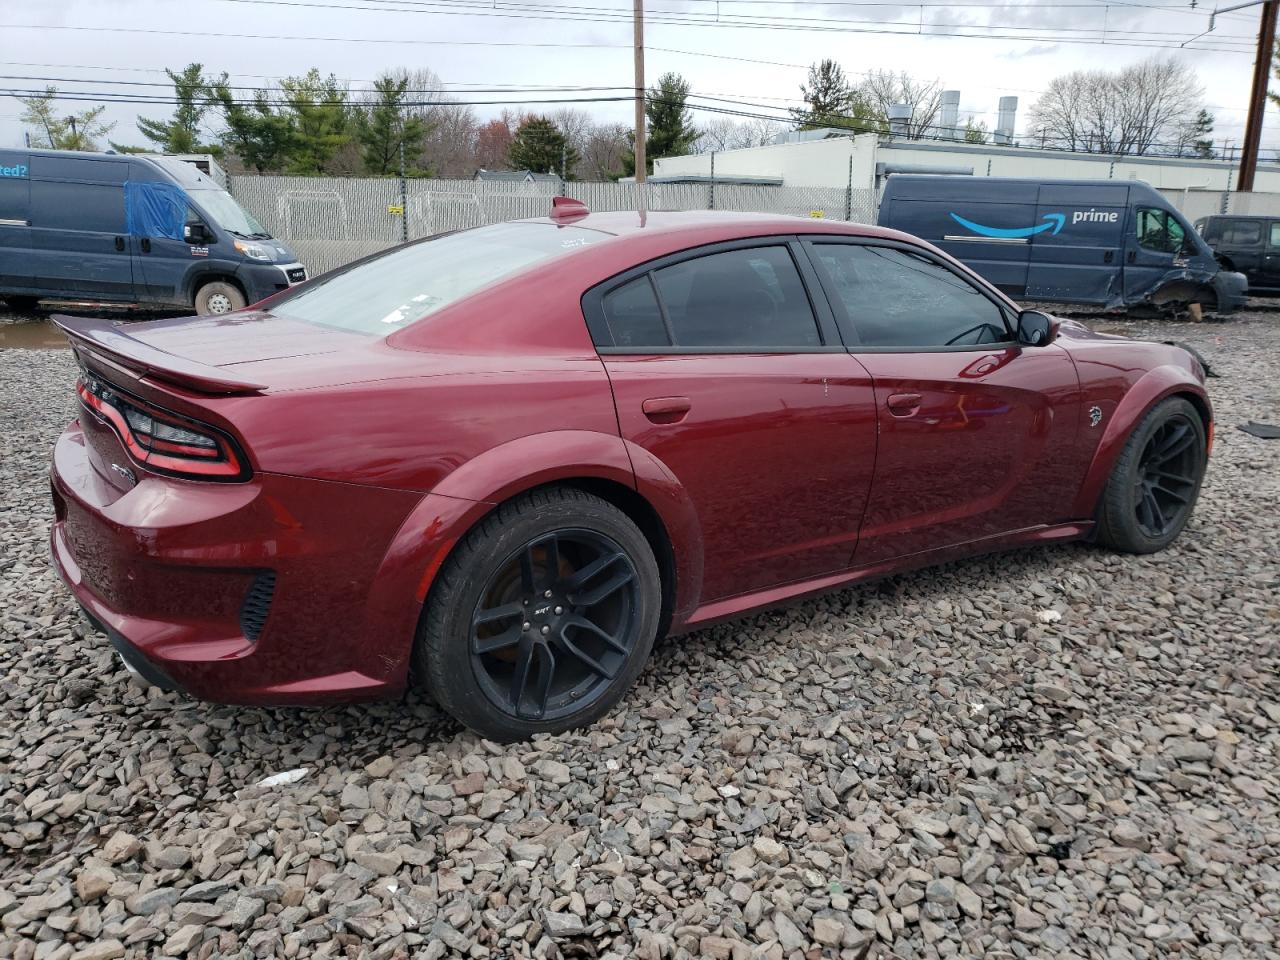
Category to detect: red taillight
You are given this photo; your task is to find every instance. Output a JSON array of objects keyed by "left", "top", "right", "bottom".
[{"left": 76, "top": 374, "right": 248, "bottom": 481}]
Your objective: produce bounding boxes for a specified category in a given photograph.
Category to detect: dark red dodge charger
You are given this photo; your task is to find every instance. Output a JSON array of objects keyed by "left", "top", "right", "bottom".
[{"left": 49, "top": 203, "right": 1212, "bottom": 741}]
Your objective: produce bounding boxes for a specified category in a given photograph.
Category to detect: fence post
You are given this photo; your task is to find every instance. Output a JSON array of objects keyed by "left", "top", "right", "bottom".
[
  {"left": 398, "top": 141, "right": 409, "bottom": 244},
  {"left": 709, "top": 152, "right": 715, "bottom": 210},
  {"left": 845, "top": 155, "right": 853, "bottom": 221}
]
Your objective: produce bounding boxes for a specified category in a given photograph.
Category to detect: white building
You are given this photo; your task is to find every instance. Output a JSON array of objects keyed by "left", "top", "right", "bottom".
[{"left": 653, "top": 133, "right": 1280, "bottom": 221}]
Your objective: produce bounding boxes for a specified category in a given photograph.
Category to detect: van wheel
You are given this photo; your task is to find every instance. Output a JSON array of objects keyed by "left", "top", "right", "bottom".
[
  {"left": 2, "top": 296, "right": 41, "bottom": 314},
  {"left": 194, "top": 281, "right": 246, "bottom": 316}
]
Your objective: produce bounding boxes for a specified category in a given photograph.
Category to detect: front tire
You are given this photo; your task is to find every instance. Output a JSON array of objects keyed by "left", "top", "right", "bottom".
[
  {"left": 194, "top": 280, "right": 246, "bottom": 316},
  {"left": 415, "top": 487, "right": 662, "bottom": 742},
  {"left": 1096, "top": 397, "right": 1207, "bottom": 554}
]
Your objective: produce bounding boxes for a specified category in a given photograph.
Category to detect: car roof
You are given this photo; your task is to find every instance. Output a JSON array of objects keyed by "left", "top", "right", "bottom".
[
  {"left": 516, "top": 209, "right": 902, "bottom": 240},
  {"left": 1202, "top": 214, "right": 1270, "bottom": 222}
]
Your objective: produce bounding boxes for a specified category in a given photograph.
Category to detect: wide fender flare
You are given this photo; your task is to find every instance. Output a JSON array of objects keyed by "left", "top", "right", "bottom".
[
  {"left": 362, "top": 430, "right": 704, "bottom": 677},
  {"left": 1071, "top": 364, "right": 1210, "bottom": 517}
]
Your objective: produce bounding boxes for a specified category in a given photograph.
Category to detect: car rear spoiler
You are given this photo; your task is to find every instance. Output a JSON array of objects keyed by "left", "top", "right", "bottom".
[{"left": 49, "top": 314, "right": 267, "bottom": 395}]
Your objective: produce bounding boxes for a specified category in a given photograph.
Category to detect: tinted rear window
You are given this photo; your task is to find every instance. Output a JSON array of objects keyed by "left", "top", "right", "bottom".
[{"left": 271, "top": 222, "right": 604, "bottom": 334}]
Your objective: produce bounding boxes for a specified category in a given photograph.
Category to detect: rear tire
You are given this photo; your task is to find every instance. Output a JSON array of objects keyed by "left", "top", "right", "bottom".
[
  {"left": 194, "top": 281, "right": 246, "bottom": 316},
  {"left": 415, "top": 487, "right": 662, "bottom": 742},
  {"left": 1095, "top": 397, "right": 1207, "bottom": 554},
  {"left": 2, "top": 296, "right": 41, "bottom": 314}
]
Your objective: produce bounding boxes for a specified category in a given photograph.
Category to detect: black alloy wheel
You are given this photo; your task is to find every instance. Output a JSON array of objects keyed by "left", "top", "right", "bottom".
[
  {"left": 1096, "top": 396, "right": 1207, "bottom": 554},
  {"left": 469, "top": 530, "right": 642, "bottom": 722},
  {"left": 1132, "top": 414, "right": 1200, "bottom": 539},
  {"left": 415, "top": 486, "right": 662, "bottom": 742}
]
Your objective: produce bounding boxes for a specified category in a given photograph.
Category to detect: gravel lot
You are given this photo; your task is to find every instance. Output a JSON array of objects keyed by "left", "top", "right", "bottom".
[{"left": 1, "top": 307, "right": 1278, "bottom": 960}]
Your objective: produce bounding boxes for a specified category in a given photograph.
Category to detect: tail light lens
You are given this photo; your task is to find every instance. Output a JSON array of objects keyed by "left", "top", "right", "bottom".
[{"left": 77, "top": 373, "right": 249, "bottom": 481}]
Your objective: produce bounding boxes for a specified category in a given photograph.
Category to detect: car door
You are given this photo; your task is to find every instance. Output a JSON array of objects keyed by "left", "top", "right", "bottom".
[
  {"left": 1261, "top": 221, "right": 1280, "bottom": 289},
  {"left": 28, "top": 154, "right": 136, "bottom": 300},
  {"left": 803, "top": 238, "right": 1084, "bottom": 566},
  {"left": 1123, "top": 205, "right": 1189, "bottom": 302},
  {"left": 585, "top": 238, "right": 878, "bottom": 603}
]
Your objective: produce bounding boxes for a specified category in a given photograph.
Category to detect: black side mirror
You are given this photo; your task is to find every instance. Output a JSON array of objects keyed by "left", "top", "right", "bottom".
[
  {"left": 1017, "top": 310, "right": 1058, "bottom": 347},
  {"left": 184, "top": 223, "right": 209, "bottom": 244}
]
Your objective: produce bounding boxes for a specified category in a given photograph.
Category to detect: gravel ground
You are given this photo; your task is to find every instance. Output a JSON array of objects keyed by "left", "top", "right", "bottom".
[{"left": 1, "top": 307, "right": 1278, "bottom": 960}]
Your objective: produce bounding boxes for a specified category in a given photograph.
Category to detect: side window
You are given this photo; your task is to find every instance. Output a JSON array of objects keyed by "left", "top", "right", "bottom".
[
  {"left": 812, "top": 243, "right": 1009, "bottom": 348},
  {"left": 650, "top": 246, "right": 820, "bottom": 348},
  {"left": 1222, "top": 220, "right": 1261, "bottom": 246},
  {"left": 1268, "top": 223, "right": 1280, "bottom": 248},
  {"left": 29, "top": 181, "right": 124, "bottom": 234},
  {"left": 602, "top": 277, "right": 668, "bottom": 348},
  {"left": 1136, "top": 207, "right": 1186, "bottom": 255}
]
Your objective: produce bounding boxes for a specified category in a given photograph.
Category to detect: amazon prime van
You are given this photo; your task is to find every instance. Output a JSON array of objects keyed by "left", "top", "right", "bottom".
[
  {"left": 877, "top": 175, "right": 1246, "bottom": 313},
  {"left": 0, "top": 149, "right": 306, "bottom": 315}
]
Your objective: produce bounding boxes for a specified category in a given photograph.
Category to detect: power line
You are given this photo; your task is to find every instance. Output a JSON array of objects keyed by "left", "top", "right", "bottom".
[{"left": 200, "top": 0, "right": 1257, "bottom": 51}]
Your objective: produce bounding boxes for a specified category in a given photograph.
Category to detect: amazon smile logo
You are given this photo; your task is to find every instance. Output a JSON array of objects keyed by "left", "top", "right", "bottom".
[{"left": 949, "top": 212, "right": 1066, "bottom": 239}]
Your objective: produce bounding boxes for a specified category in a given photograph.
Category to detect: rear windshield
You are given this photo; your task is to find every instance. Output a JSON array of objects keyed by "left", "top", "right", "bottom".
[{"left": 270, "top": 222, "right": 604, "bottom": 334}]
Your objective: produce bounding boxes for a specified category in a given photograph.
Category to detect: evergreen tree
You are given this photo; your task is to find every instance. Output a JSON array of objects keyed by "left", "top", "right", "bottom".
[
  {"left": 508, "top": 116, "right": 577, "bottom": 176},
  {"left": 136, "top": 64, "right": 218, "bottom": 153},
  {"left": 19, "top": 87, "right": 114, "bottom": 150},
  {"left": 357, "top": 74, "right": 431, "bottom": 175},
  {"left": 209, "top": 83, "right": 294, "bottom": 173},
  {"left": 791, "top": 60, "right": 883, "bottom": 133},
  {"left": 280, "top": 69, "right": 352, "bottom": 175},
  {"left": 623, "top": 72, "right": 698, "bottom": 176}
]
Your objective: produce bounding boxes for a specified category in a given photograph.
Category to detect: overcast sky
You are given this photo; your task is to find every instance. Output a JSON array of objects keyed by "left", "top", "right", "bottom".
[{"left": 0, "top": 0, "right": 1270, "bottom": 155}]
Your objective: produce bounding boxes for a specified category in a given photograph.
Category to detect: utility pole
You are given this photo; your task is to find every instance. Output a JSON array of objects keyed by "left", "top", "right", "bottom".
[
  {"left": 633, "top": 0, "right": 646, "bottom": 184},
  {"left": 1233, "top": 0, "right": 1278, "bottom": 192}
]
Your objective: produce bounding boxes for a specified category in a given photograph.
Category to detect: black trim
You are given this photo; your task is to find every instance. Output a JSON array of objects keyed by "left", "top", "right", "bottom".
[
  {"left": 239, "top": 571, "right": 276, "bottom": 643},
  {"left": 582, "top": 235, "right": 836, "bottom": 355},
  {"left": 799, "top": 235, "right": 1019, "bottom": 352},
  {"left": 80, "top": 606, "right": 178, "bottom": 691}
]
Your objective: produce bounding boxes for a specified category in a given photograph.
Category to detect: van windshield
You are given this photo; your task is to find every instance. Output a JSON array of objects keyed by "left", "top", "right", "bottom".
[
  {"left": 269, "top": 221, "right": 605, "bottom": 335},
  {"left": 191, "top": 188, "right": 269, "bottom": 239}
]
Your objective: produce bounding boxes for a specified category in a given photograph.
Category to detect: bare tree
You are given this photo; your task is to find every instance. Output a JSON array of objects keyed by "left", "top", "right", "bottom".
[
  {"left": 580, "top": 122, "right": 630, "bottom": 180},
  {"left": 694, "top": 117, "right": 786, "bottom": 153},
  {"left": 547, "top": 108, "right": 596, "bottom": 178},
  {"left": 1028, "top": 56, "right": 1205, "bottom": 156},
  {"left": 375, "top": 67, "right": 480, "bottom": 175},
  {"left": 857, "top": 71, "right": 942, "bottom": 139}
]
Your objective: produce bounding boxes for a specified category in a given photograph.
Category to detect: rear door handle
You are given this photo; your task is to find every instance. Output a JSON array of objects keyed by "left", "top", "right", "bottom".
[
  {"left": 1126, "top": 250, "right": 1136, "bottom": 264},
  {"left": 140, "top": 238, "right": 152, "bottom": 254},
  {"left": 886, "top": 393, "right": 922, "bottom": 417},
  {"left": 641, "top": 396, "right": 691, "bottom": 423},
  {"left": 114, "top": 236, "right": 125, "bottom": 252},
  {"left": 1103, "top": 250, "right": 1114, "bottom": 264}
]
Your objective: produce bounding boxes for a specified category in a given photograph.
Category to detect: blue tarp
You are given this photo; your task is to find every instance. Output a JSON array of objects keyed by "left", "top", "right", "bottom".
[{"left": 124, "top": 181, "right": 188, "bottom": 241}]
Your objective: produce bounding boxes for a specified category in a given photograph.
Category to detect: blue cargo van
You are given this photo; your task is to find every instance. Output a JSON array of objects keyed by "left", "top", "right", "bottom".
[
  {"left": 877, "top": 175, "right": 1247, "bottom": 313},
  {"left": 0, "top": 149, "right": 306, "bottom": 314}
]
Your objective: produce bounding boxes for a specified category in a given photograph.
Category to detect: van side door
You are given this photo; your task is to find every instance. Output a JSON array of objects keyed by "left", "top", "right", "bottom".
[
  {"left": 1026, "top": 183, "right": 1128, "bottom": 304},
  {"left": 0, "top": 151, "right": 32, "bottom": 294},
  {"left": 29, "top": 154, "right": 136, "bottom": 301}
]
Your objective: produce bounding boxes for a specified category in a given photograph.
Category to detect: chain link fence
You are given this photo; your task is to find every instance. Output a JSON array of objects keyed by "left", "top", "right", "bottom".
[{"left": 228, "top": 174, "right": 880, "bottom": 275}]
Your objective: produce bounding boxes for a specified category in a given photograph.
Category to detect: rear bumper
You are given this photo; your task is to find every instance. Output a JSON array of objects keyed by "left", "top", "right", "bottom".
[{"left": 49, "top": 419, "right": 424, "bottom": 706}]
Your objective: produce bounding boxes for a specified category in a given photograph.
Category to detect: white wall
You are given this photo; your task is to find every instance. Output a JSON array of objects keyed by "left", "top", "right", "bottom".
[
  {"left": 656, "top": 136, "right": 875, "bottom": 189},
  {"left": 655, "top": 135, "right": 1280, "bottom": 195}
]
